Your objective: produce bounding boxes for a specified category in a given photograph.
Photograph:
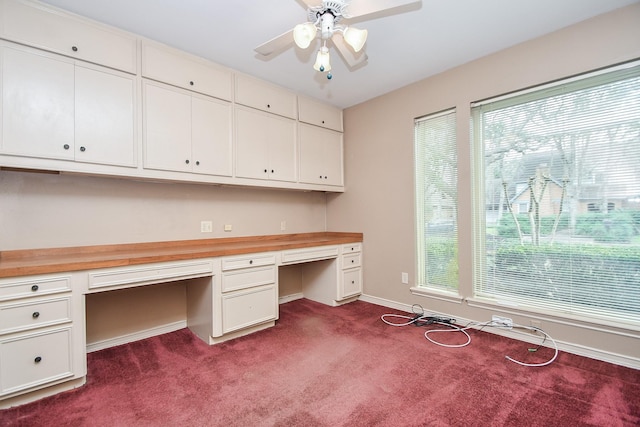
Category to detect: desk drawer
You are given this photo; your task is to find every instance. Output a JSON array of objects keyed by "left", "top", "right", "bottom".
[
  {"left": 342, "top": 253, "right": 361, "bottom": 269},
  {"left": 88, "top": 260, "right": 214, "bottom": 290},
  {"left": 0, "top": 327, "right": 73, "bottom": 396},
  {"left": 222, "top": 266, "right": 276, "bottom": 293},
  {"left": 281, "top": 246, "right": 339, "bottom": 264},
  {"left": 221, "top": 254, "right": 276, "bottom": 271},
  {"left": 0, "top": 276, "right": 71, "bottom": 302},
  {"left": 222, "top": 284, "right": 277, "bottom": 333},
  {"left": 0, "top": 296, "right": 71, "bottom": 334},
  {"left": 342, "top": 243, "right": 361, "bottom": 254},
  {"left": 342, "top": 268, "right": 362, "bottom": 299}
]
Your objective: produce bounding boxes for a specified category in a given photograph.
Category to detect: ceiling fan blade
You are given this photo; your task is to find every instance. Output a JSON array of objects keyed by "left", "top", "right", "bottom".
[
  {"left": 332, "top": 36, "right": 368, "bottom": 70},
  {"left": 296, "top": 0, "right": 318, "bottom": 8},
  {"left": 255, "top": 29, "right": 295, "bottom": 57},
  {"left": 346, "top": 0, "right": 421, "bottom": 19}
]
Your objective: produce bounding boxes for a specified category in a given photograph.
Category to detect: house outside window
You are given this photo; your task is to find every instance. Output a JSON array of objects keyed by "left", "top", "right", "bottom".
[
  {"left": 472, "top": 62, "right": 640, "bottom": 325},
  {"left": 414, "top": 109, "right": 458, "bottom": 292}
]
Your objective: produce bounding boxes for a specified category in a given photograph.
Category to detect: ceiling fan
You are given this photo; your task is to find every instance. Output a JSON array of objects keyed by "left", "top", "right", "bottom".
[{"left": 254, "top": 0, "right": 421, "bottom": 79}]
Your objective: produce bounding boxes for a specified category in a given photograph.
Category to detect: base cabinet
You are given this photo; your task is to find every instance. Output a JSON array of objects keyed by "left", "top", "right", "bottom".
[{"left": 0, "top": 273, "right": 85, "bottom": 407}]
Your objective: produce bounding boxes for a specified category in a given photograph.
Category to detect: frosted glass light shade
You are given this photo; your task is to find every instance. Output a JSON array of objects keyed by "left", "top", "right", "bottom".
[
  {"left": 343, "top": 27, "right": 368, "bottom": 52},
  {"left": 313, "top": 47, "right": 331, "bottom": 72},
  {"left": 293, "top": 22, "right": 317, "bottom": 49}
]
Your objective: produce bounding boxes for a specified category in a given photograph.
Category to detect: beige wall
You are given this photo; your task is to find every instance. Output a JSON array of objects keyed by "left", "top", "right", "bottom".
[
  {"left": 328, "top": 4, "right": 640, "bottom": 364},
  {"left": 0, "top": 170, "right": 327, "bottom": 250}
]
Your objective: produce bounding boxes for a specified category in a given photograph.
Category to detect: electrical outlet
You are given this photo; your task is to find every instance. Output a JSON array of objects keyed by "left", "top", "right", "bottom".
[
  {"left": 401, "top": 272, "right": 409, "bottom": 284},
  {"left": 224, "top": 224, "right": 232, "bottom": 232},
  {"left": 280, "top": 220, "right": 286, "bottom": 231},
  {"left": 200, "top": 221, "right": 213, "bottom": 233},
  {"left": 492, "top": 315, "right": 513, "bottom": 329}
]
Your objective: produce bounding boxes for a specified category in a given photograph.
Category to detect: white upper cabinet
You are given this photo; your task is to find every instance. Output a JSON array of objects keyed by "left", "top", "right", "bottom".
[
  {"left": 141, "top": 41, "right": 232, "bottom": 101},
  {"left": 298, "top": 123, "right": 343, "bottom": 187},
  {"left": 143, "top": 81, "right": 232, "bottom": 177},
  {"left": 0, "top": 0, "right": 137, "bottom": 74},
  {"left": 235, "top": 106, "right": 296, "bottom": 183},
  {"left": 235, "top": 74, "right": 297, "bottom": 119},
  {"left": 298, "top": 96, "right": 343, "bottom": 132},
  {"left": 1, "top": 43, "right": 136, "bottom": 167}
]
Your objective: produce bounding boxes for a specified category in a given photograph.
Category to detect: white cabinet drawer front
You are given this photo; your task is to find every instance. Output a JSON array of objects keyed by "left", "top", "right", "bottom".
[
  {"left": 281, "top": 246, "right": 339, "bottom": 264},
  {"left": 0, "top": 327, "right": 73, "bottom": 395},
  {"left": 235, "top": 74, "right": 297, "bottom": 119},
  {"left": 342, "top": 253, "right": 361, "bottom": 269},
  {"left": 221, "top": 254, "right": 276, "bottom": 271},
  {"left": 142, "top": 42, "right": 232, "bottom": 101},
  {"left": 0, "top": 276, "right": 71, "bottom": 301},
  {"left": 298, "top": 96, "right": 343, "bottom": 132},
  {"left": 0, "top": 296, "right": 71, "bottom": 334},
  {"left": 1, "top": 0, "right": 137, "bottom": 73},
  {"left": 88, "top": 260, "right": 214, "bottom": 290},
  {"left": 342, "top": 243, "right": 362, "bottom": 254},
  {"left": 222, "top": 284, "right": 277, "bottom": 333},
  {"left": 342, "top": 268, "right": 362, "bottom": 300},
  {"left": 222, "top": 266, "right": 276, "bottom": 293}
]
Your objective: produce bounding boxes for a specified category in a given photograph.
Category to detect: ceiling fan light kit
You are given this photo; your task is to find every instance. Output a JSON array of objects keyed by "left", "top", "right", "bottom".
[{"left": 255, "top": 0, "right": 420, "bottom": 80}]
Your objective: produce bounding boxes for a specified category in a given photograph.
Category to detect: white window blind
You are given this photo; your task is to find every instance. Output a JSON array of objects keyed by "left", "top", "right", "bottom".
[
  {"left": 415, "top": 109, "right": 458, "bottom": 291},
  {"left": 472, "top": 62, "right": 640, "bottom": 325}
]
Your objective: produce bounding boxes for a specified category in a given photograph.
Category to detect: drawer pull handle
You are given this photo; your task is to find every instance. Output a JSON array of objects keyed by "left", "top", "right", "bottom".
[
  {"left": 71, "top": 46, "right": 78, "bottom": 52},
  {"left": 190, "top": 81, "right": 194, "bottom": 86},
  {"left": 185, "top": 159, "right": 190, "bottom": 164},
  {"left": 80, "top": 146, "right": 86, "bottom": 152},
  {"left": 351, "top": 260, "right": 355, "bottom": 263},
  {"left": 34, "top": 356, "right": 42, "bottom": 363},
  {"left": 63, "top": 144, "right": 70, "bottom": 150},
  {"left": 32, "top": 312, "right": 40, "bottom": 318},
  {"left": 351, "top": 280, "right": 355, "bottom": 284},
  {"left": 31, "top": 285, "right": 39, "bottom": 292},
  {"left": 249, "top": 260, "right": 253, "bottom": 264}
]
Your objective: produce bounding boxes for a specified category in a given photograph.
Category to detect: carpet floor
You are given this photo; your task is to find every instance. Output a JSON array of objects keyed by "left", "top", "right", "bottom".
[{"left": 1, "top": 298, "right": 639, "bottom": 426}]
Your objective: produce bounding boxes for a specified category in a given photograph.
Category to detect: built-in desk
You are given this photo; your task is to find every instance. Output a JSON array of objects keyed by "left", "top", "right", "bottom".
[{"left": 0, "top": 232, "right": 363, "bottom": 408}]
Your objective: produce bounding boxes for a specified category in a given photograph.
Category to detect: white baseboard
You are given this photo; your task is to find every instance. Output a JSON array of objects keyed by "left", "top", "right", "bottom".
[
  {"left": 359, "top": 293, "right": 640, "bottom": 370},
  {"left": 279, "top": 292, "right": 304, "bottom": 304},
  {"left": 86, "top": 320, "right": 187, "bottom": 353}
]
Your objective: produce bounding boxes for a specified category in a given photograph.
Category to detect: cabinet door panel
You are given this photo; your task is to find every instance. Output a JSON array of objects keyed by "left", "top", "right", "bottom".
[
  {"left": 143, "top": 83, "right": 192, "bottom": 173},
  {"left": 235, "top": 107, "right": 270, "bottom": 180},
  {"left": 299, "top": 124, "right": 343, "bottom": 186},
  {"left": 191, "top": 96, "right": 232, "bottom": 177},
  {"left": 267, "top": 115, "right": 297, "bottom": 183},
  {"left": 1, "top": 0, "right": 137, "bottom": 73},
  {"left": 75, "top": 65, "right": 136, "bottom": 167},
  {"left": 1, "top": 46, "right": 74, "bottom": 159}
]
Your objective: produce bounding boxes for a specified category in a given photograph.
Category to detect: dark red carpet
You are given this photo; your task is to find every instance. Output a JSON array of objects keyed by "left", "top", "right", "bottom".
[{"left": 2, "top": 299, "right": 639, "bottom": 426}]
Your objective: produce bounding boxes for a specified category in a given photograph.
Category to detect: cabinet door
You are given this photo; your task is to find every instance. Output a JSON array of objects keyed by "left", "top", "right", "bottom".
[
  {"left": 75, "top": 65, "right": 136, "bottom": 167},
  {"left": 235, "top": 107, "right": 271, "bottom": 180},
  {"left": 235, "top": 107, "right": 296, "bottom": 182},
  {"left": 143, "top": 82, "right": 192, "bottom": 173},
  {"left": 299, "top": 123, "right": 343, "bottom": 186},
  {"left": 191, "top": 96, "right": 232, "bottom": 177},
  {"left": 142, "top": 42, "right": 232, "bottom": 101},
  {"left": 1, "top": 45, "right": 74, "bottom": 160},
  {"left": 1, "top": 0, "right": 137, "bottom": 74},
  {"left": 267, "top": 114, "right": 297, "bottom": 183}
]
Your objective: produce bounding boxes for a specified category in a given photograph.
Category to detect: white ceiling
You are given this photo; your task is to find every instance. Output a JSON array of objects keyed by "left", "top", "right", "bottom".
[{"left": 40, "top": 0, "right": 638, "bottom": 109}]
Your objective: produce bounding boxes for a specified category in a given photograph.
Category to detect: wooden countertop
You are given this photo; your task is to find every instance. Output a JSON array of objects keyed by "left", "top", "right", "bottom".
[{"left": 0, "top": 232, "right": 363, "bottom": 278}]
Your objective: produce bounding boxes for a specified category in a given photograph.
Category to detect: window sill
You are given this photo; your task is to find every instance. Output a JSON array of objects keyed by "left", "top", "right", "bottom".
[{"left": 410, "top": 286, "right": 463, "bottom": 304}]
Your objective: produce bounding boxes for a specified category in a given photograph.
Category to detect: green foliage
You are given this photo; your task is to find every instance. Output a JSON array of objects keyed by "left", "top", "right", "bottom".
[
  {"left": 575, "top": 211, "right": 636, "bottom": 243},
  {"left": 497, "top": 214, "right": 569, "bottom": 238},
  {"left": 425, "top": 238, "right": 458, "bottom": 289},
  {"left": 491, "top": 243, "right": 640, "bottom": 313}
]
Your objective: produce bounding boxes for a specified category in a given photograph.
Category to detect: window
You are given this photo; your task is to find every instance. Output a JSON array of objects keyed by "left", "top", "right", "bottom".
[
  {"left": 472, "top": 62, "right": 640, "bottom": 325},
  {"left": 415, "top": 109, "right": 458, "bottom": 291}
]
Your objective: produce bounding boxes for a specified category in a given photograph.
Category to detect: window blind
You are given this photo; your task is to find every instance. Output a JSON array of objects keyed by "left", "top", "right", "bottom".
[
  {"left": 414, "top": 109, "right": 458, "bottom": 291},
  {"left": 472, "top": 62, "right": 640, "bottom": 325}
]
